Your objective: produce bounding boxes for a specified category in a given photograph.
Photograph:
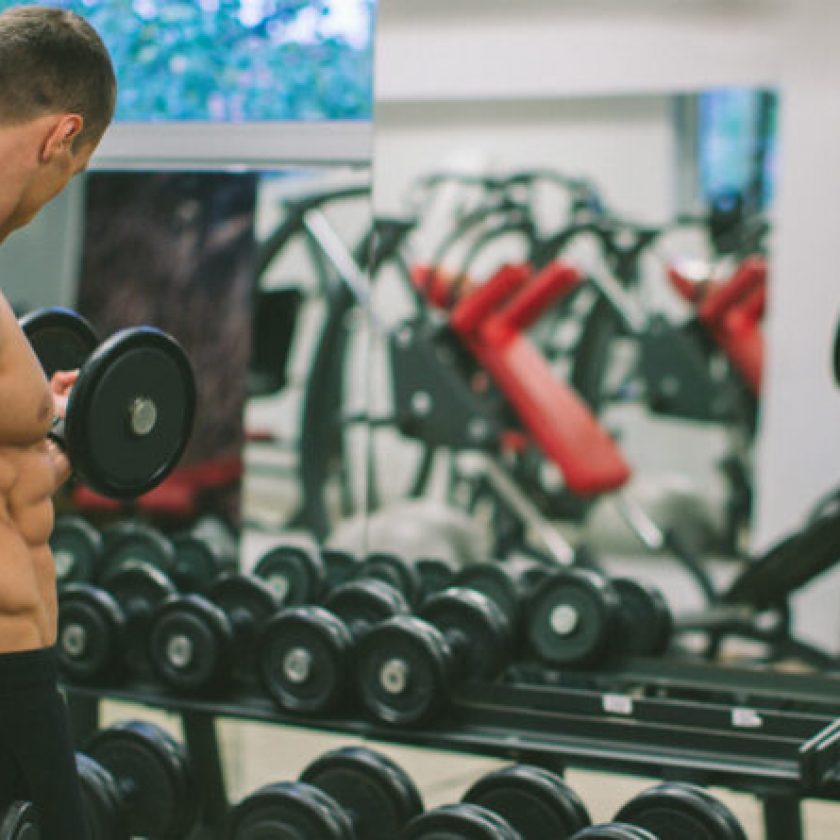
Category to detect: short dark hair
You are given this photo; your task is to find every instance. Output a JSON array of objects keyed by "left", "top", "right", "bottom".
[{"left": 0, "top": 6, "right": 116, "bottom": 146}]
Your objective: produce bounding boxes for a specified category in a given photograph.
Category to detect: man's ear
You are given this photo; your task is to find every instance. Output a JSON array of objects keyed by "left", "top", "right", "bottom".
[{"left": 40, "top": 114, "right": 84, "bottom": 163}]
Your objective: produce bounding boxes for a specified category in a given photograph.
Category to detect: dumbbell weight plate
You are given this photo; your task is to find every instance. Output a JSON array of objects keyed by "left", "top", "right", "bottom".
[
  {"left": 402, "top": 803, "right": 521, "bottom": 840},
  {"left": 454, "top": 559, "right": 545, "bottom": 627},
  {"left": 570, "top": 825, "right": 660, "bottom": 839},
  {"left": 357, "top": 553, "right": 422, "bottom": 605},
  {"left": 463, "top": 764, "right": 591, "bottom": 839},
  {"left": 258, "top": 607, "right": 353, "bottom": 714},
  {"left": 85, "top": 720, "right": 198, "bottom": 840},
  {"left": 0, "top": 801, "right": 39, "bottom": 840},
  {"left": 209, "top": 574, "right": 280, "bottom": 683},
  {"left": 612, "top": 578, "right": 673, "bottom": 658},
  {"left": 170, "top": 532, "right": 235, "bottom": 594},
  {"left": 19, "top": 307, "right": 98, "bottom": 380},
  {"left": 64, "top": 327, "right": 196, "bottom": 499},
  {"left": 323, "top": 579, "right": 410, "bottom": 631},
  {"left": 57, "top": 585, "right": 125, "bottom": 682},
  {"left": 322, "top": 549, "right": 359, "bottom": 591},
  {"left": 614, "top": 783, "right": 747, "bottom": 840},
  {"left": 527, "top": 569, "right": 621, "bottom": 667},
  {"left": 50, "top": 515, "right": 103, "bottom": 586},
  {"left": 300, "top": 746, "right": 424, "bottom": 840},
  {"left": 416, "top": 557, "right": 457, "bottom": 601},
  {"left": 148, "top": 595, "right": 233, "bottom": 693},
  {"left": 420, "top": 587, "right": 511, "bottom": 680},
  {"left": 76, "top": 752, "right": 128, "bottom": 840},
  {"left": 355, "top": 616, "right": 451, "bottom": 726},
  {"left": 102, "top": 522, "right": 176, "bottom": 579},
  {"left": 253, "top": 544, "right": 325, "bottom": 606},
  {"left": 227, "top": 782, "right": 354, "bottom": 840}
]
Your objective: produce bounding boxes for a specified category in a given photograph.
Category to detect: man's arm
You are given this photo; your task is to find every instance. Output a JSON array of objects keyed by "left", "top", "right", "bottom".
[{"left": 0, "top": 294, "right": 55, "bottom": 446}]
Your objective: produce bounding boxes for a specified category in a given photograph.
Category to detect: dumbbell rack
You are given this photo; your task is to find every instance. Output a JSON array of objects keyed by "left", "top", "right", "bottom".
[{"left": 64, "top": 655, "right": 840, "bottom": 840}]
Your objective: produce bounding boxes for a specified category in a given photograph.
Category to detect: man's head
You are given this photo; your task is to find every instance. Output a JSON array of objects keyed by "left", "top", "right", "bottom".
[{"left": 0, "top": 5, "right": 116, "bottom": 237}]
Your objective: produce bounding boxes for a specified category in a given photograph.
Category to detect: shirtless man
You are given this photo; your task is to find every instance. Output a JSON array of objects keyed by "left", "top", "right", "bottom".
[{"left": 0, "top": 7, "right": 115, "bottom": 838}]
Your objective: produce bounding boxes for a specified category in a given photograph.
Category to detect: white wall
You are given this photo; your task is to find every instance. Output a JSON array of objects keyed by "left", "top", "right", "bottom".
[{"left": 373, "top": 0, "right": 840, "bottom": 646}]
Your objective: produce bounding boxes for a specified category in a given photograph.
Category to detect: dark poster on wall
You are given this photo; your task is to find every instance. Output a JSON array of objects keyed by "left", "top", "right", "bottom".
[{"left": 75, "top": 171, "right": 257, "bottom": 526}]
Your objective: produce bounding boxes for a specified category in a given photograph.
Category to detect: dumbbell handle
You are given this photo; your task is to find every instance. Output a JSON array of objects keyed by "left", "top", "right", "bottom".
[{"left": 48, "top": 416, "right": 67, "bottom": 450}]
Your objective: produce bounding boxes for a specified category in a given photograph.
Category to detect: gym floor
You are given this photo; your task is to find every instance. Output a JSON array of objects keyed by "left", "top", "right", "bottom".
[{"left": 97, "top": 699, "right": 840, "bottom": 838}]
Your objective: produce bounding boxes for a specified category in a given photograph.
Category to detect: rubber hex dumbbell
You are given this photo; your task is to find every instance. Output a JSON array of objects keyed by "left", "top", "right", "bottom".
[
  {"left": 613, "top": 782, "right": 747, "bottom": 840},
  {"left": 50, "top": 514, "right": 104, "bottom": 587},
  {"left": 355, "top": 586, "right": 512, "bottom": 726},
  {"left": 77, "top": 720, "right": 199, "bottom": 840},
  {"left": 0, "top": 802, "right": 38, "bottom": 840},
  {"left": 148, "top": 572, "right": 280, "bottom": 693},
  {"left": 570, "top": 826, "right": 658, "bottom": 839},
  {"left": 20, "top": 307, "right": 196, "bottom": 500},
  {"left": 227, "top": 746, "right": 423, "bottom": 840},
  {"left": 253, "top": 541, "right": 326, "bottom": 606},
  {"left": 257, "top": 578, "right": 410, "bottom": 714},
  {"left": 170, "top": 516, "right": 239, "bottom": 593},
  {"left": 57, "top": 561, "right": 176, "bottom": 682}
]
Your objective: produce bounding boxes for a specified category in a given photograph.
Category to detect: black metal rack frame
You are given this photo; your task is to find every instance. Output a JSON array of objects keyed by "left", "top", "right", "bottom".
[{"left": 64, "top": 656, "right": 840, "bottom": 840}]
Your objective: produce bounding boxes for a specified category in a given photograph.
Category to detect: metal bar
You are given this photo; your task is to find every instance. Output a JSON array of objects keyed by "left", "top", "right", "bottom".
[
  {"left": 763, "top": 795, "right": 803, "bottom": 840},
  {"left": 181, "top": 710, "right": 229, "bottom": 838}
]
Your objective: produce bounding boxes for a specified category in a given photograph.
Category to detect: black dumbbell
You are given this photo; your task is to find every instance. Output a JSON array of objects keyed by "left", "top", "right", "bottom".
[
  {"left": 0, "top": 802, "right": 38, "bottom": 840},
  {"left": 613, "top": 782, "right": 747, "bottom": 840},
  {"left": 321, "top": 547, "right": 361, "bottom": 591},
  {"left": 355, "top": 586, "right": 511, "bottom": 726},
  {"left": 57, "top": 561, "right": 176, "bottom": 682},
  {"left": 257, "top": 578, "right": 410, "bottom": 714},
  {"left": 253, "top": 541, "right": 325, "bottom": 606},
  {"left": 77, "top": 720, "right": 198, "bottom": 840},
  {"left": 50, "top": 514, "right": 104, "bottom": 586},
  {"left": 148, "top": 572, "right": 280, "bottom": 693},
  {"left": 100, "top": 520, "right": 176, "bottom": 580},
  {"left": 461, "top": 764, "right": 591, "bottom": 839},
  {"left": 170, "top": 516, "right": 239, "bottom": 592},
  {"left": 570, "top": 826, "right": 658, "bottom": 839},
  {"left": 454, "top": 557, "right": 552, "bottom": 630},
  {"left": 526, "top": 568, "right": 674, "bottom": 668},
  {"left": 355, "top": 552, "right": 424, "bottom": 605},
  {"left": 415, "top": 555, "right": 460, "bottom": 601},
  {"left": 401, "top": 804, "right": 521, "bottom": 839},
  {"left": 227, "top": 746, "right": 423, "bottom": 840},
  {"left": 20, "top": 307, "right": 196, "bottom": 500}
]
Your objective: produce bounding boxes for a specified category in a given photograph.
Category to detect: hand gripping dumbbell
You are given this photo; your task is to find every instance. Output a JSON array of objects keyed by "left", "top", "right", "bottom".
[
  {"left": 0, "top": 802, "right": 38, "bottom": 840},
  {"left": 525, "top": 568, "right": 674, "bottom": 668},
  {"left": 77, "top": 720, "right": 199, "bottom": 840},
  {"left": 226, "top": 746, "right": 423, "bottom": 840},
  {"left": 610, "top": 782, "right": 747, "bottom": 840},
  {"left": 170, "top": 516, "right": 239, "bottom": 592},
  {"left": 354, "top": 586, "right": 512, "bottom": 726},
  {"left": 257, "top": 578, "right": 410, "bottom": 714},
  {"left": 57, "top": 560, "right": 177, "bottom": 682},
  {"left": 148, "top": 572, "right": 280, "bottom": 693},
  {"left": 403, "top": 760, "right": 593, "bottom": 839},
  {"left": 20, "top": 307, "right": 196, "bottom": 499},
  {"left": 253, "top": 541, "right": 326, "bottom": 606},
  {"left": 50, "top": 514, "right": 104, "bottom": 587}
]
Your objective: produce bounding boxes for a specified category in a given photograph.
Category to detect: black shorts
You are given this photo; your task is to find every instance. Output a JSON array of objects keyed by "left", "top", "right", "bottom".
[{"left": 0, "top": 646, "right": 88, "bottom": 840}]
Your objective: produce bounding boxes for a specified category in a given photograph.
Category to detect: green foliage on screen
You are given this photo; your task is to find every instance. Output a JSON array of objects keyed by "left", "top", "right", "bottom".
[{"left": 0, "top": 0, "right": 374, "bottom": 121}]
